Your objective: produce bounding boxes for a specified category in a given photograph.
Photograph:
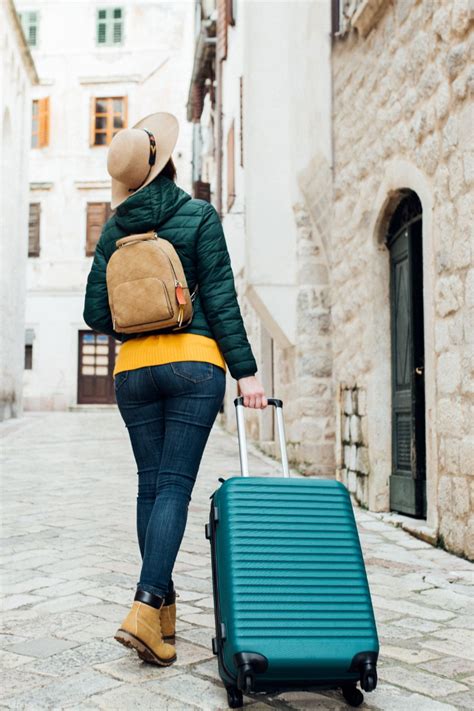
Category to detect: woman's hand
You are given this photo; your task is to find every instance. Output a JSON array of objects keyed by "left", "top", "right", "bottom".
[{"left": 237, "top": 375, "right": 268, "bottom": 409}]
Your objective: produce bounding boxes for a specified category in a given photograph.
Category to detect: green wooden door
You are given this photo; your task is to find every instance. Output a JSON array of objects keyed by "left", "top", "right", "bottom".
[{"left": 387, "top": 194, "right": 426, "bottom": 518}]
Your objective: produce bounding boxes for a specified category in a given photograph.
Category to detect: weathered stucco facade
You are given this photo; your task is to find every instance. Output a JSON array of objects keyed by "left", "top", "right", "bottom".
[
  {"left": 188, "top": 0, "right": 335, "bottom": 476},
  {"left": 332, "top": 0, "right": 473, "bottom": 557},
  {"left": 15, "top": 0, "right": 194, "bottom": 411},
  {"left": 0, "top": 0, "right": 38, "bottom": 420}
]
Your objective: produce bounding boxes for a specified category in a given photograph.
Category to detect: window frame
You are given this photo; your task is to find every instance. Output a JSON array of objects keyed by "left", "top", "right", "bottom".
[
  {"left": 19, "top": 10, "right": 39, "bottom": 48},
  {"left": 90, "top": 96, "right": 127, "bottom": 147},
  {"left": 86, "top": 202, "right": 114, "bottom": 256},
  {"left": 25, "top": 344, "right": 33, "bottom": 370},
  {"left": 96, "top": 7, "right": 124, "bottom": 47},
  {"left": 28, "top": 202, "right": 41, "bottom": 258}
]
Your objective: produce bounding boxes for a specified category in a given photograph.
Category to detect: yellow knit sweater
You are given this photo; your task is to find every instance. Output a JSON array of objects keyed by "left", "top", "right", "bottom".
[{"left": 113, "top": 333, "right": 227, "bottom": 378}]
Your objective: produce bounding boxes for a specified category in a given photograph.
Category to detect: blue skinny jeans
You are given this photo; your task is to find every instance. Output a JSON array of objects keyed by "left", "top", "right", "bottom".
[{"left": 114, "top": 361, "right": 226, "bottom": 598}]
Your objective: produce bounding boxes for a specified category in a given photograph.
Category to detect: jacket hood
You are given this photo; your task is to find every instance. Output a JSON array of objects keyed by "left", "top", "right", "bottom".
[{"left": 113, "top": 173, "right": 192, "bottom": 234}]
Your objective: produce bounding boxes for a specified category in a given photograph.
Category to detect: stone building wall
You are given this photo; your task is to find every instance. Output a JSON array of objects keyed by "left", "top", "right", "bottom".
[{"left": 332, "top": 0, "right": 473, "bottom": 557}]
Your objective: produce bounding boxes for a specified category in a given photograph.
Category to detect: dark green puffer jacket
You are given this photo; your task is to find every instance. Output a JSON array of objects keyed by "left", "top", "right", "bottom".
[{"left": 82, "top": 174, "right": 258, "bottom": 380}]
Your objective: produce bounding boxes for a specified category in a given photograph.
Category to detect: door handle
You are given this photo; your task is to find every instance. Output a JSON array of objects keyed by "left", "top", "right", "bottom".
[{"left": 415, "top": 367, "right": 424, "bottom": 375}]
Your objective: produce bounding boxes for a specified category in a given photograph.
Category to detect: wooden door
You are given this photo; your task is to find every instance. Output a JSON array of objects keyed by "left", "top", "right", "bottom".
[
  {"left": 387, "top": 194, "right": 426, "bottom": 517},
  {"left": 77, "top": 330, "right": 120, "bottom": 404}
]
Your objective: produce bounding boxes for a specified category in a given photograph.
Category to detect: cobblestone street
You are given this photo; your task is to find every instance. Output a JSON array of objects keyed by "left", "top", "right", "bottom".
[{"left": 1, "top": 411, "right": 473, "bottom": 710}]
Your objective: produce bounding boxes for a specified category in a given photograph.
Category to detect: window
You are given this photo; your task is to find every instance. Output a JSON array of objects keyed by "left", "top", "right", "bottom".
[
  {"left": 28, "top": 203, "right": 41, "bottom": 257},
  {"left": 86, "top": 202, "right": 113, "bottom": 256},
  {"left": 31, "top": 98, "right": 49, "bottom": 148},
  {"left": 226, "top": 120, "right": 235, "bottom": 212},
  {"left": 331, "top": 0, "right": 342, "bottom": 37},
  {"left": 19, "top": 11, "right": 39, "bottom": 47},
  {"left": 193, "top": 181, "right": 211, "bottom": 202},
  {"left": 91, "top": 97, "right": 127, "bottom": 146},
  {"left": 96, "top": 7, "right": 123, "bottom": 46},
  {"left": 25, "top": 329, "right": 35, "bottom": 370}
]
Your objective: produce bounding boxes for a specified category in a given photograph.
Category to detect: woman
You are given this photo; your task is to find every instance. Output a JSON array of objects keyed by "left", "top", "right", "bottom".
[{"left": 83, "top": 111, "right": 267, "bottom": 667}]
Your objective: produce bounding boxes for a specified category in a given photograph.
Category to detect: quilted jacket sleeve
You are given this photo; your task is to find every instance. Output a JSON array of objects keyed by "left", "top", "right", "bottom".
[
  {"left": 196, "top": 202, "right": 258, "bottom": 380},
  {"left": 83, "top": 238, "right": 123, "bottom": 341}
]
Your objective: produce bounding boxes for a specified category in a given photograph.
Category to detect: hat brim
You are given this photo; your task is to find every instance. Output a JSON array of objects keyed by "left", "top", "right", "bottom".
[{"left": 111, "top": 112, "right": 179, "bottom": 210}]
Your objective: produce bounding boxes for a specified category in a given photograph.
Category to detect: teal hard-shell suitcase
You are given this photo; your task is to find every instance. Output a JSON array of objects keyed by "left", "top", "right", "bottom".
[{"left": 205, "top": 397, "right": 379, "bottom": 708}]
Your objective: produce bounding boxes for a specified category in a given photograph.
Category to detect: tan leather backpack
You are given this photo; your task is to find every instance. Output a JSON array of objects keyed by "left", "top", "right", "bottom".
[{"left": 106, "top": 230, "right": 198, "bottom": 334}]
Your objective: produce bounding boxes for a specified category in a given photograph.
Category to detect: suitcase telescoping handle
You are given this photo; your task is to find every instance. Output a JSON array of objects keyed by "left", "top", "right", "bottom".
[{"left": 233, "top": 397, "right": 290, "bottom": 478}]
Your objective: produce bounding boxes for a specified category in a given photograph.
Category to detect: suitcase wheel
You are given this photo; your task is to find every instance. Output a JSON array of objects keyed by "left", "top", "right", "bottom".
[
  {"left": 360, "top": 665, "right": 377, "bottom": 692},
  {"left": 237, "top": 668, "right": 254, "bottom": 693},
  {"left": 225, "top": 685, "right": 243, "bottom": 709},
  {"left": 342, "top": 685, "right": 364, "bottom": 707}
]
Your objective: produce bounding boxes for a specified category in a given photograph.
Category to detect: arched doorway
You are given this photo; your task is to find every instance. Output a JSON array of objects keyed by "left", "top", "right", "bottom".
[{"left": 386, "top": 191, "right": 426, "bottom": 518}]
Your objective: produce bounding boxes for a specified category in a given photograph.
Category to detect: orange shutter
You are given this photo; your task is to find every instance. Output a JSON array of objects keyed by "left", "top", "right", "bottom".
[
  {"left": 32, "top": 98, "right": 49, "bottom": 148},
  {"left": 39, "top": 97, "right": 50, "bottom": 147},
  {"left": 89, "top": 96, "right": 96, "bottom": 146}
]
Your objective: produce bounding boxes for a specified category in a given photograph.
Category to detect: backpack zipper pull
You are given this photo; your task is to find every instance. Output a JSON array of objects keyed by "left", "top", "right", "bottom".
[{"left": 175, "top": 282, "right": 186, "bottom": 305}]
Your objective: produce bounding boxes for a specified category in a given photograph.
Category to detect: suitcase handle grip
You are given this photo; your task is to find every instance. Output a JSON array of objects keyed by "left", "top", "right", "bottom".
[{"left": 233, "top": 397, "right": 290, "bottom": 478}]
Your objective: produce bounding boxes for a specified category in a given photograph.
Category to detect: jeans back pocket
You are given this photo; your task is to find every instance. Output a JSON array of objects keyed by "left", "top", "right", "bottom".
[
  {"left": 170, "top": 361, "right": 214, "bottom": 383},
  {"left": 114, "top": 370, "right": 129, "bottom": 392}
]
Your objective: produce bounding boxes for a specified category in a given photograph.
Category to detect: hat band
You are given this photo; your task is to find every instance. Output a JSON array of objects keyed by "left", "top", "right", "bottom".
[{"left": 128, "top": 128, "right": 157, "bottom": 193}]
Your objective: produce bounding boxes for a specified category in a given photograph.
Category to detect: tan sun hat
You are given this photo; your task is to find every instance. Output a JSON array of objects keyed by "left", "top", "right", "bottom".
[{"left": 107, "top": 111, "right": 179, "bottom": 210}]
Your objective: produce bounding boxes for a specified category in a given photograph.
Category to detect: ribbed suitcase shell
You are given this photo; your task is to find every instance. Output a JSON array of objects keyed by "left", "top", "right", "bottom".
[{"left": 209, "top": 476, "right": 379, "bottom": 688}]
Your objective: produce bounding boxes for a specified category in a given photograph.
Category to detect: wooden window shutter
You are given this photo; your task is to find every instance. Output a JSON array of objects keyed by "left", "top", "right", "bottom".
[
  {"left": 97, "top": 7, "right": 123, "bottom": 46},
  {"left": 226, "top": 120, "right": 235, "bottom": 212},
  {"left": 86, "top": 202, "right": 112, "bottom": 256},
  {"left": 217, "top": 0, "right": 228, "bottom": 61},
  {"left": 31, "top": 98, "right": 49, "bottom": 148},
  {"left": 28, "top": 203, "right": 41, "bottom": 257},
  {"left": 193, "top": 180, "right": 211, "bottom": 202},
  {"left": 39, "top": 97, "right": 49, "bottom": 147},
  {"left": 20, "top": 11, "right": 39, "bottom": 47}
]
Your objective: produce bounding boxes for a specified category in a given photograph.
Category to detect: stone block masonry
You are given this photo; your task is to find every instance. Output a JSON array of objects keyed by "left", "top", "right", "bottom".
[
  {"left": 332, "top": 0, "right": 473, "bottom": 558},
  {"left": 337, "top": 385, "right": 371, "bottom": 505}
]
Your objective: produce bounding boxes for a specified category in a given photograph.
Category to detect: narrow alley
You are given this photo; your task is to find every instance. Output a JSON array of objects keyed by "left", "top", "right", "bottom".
[{"left": 1, "top": 411, "right": 473, "bottom": 710}]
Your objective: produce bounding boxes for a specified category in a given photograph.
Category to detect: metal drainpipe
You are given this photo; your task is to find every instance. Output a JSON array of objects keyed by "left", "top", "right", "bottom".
[{"left": 216, "top": 57, "right": 223, "bottom": 218}]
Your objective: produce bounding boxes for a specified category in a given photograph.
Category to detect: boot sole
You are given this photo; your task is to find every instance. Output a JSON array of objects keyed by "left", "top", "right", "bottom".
[
  {"left": 137, "top": 634, "right": 175, "bottom": 662},
  {"left": 114, "top": 629, "right": 177, "bottom": 666}
]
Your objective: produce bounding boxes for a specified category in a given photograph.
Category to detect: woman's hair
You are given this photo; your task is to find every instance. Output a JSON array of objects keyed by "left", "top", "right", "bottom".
[{"left": 159, "top": 156, "right": 177, "bottom": 182}]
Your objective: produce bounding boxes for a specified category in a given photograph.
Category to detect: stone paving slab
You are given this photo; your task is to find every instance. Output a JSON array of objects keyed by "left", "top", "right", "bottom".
[{"left": 1, "top": 411, "right": 473, "bottom": 710}]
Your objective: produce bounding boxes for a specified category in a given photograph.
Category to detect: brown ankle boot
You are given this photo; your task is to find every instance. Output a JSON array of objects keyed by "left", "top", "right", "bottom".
[
  {"left": 136, "top": 587, "right": 178, "bottom": 662},
  {"left": 114, "top": 589, "right": 177, "bottom": 666},
  {"left": 160, "top": 587, "right": 177, "bottom": 645}
]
